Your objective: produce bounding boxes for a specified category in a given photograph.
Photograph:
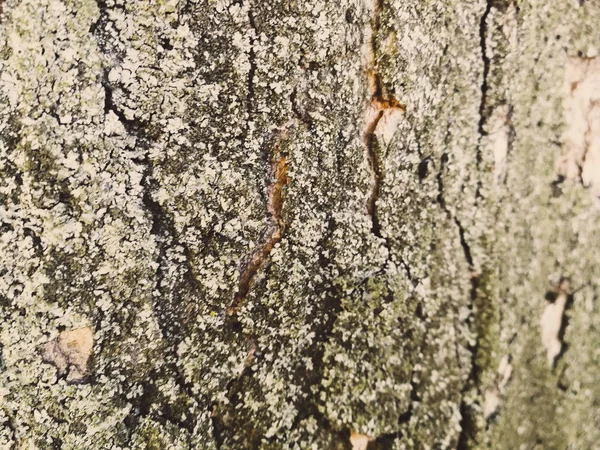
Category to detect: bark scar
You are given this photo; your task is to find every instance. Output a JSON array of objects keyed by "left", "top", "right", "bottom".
[
  {"left": 228, "top": 128, "right": 291, "bottom": 316},
  {"left": 363, "top": 0, "right": 405, "bottom": 238}
]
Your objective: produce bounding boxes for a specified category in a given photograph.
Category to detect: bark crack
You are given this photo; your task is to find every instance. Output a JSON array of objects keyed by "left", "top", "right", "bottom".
[
  {"left": 227, "top": 130, "right": 290, "bottom": 316},
  {"left": 92, "top": 10, "right": 202, "bottom": 435},
  {"left": 436, "top": 151, "right": 482, "bottom": 449},
  {"left": 475, "top": 0, "right": 493, "bottom": 201},
  {"left": 246, "top": 7, "right": 257, "bottom": 123},
  {"left": 290, "top": 87, "right": 313, "bottom": 128},
  {"left": 436, "top": 153, "right": 474, "bottom": 269},
  {"left": 363, "top": 0, "right": 405, "bottom": 239},
  {"left": 102, "top": 69, "right": 145, "bottom": 132},
  {"left": 362, "top": 0, "right": 410, "bottom": 286},
  {"left": 133, "top": 155, "right": 204, "bottom": 436},
  {"left": 455, "top": 4, "right": 495, "bottom": 447},
  {"left": 215, "top": 4, "right": 297, "bottom": 442},
  {"left": 478, "top": 0, "right": 492, "bottom": 138}
]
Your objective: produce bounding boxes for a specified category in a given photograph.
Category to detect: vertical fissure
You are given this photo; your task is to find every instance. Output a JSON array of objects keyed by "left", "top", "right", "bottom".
[
  {"left": 436, "top": 149, "right": 483, "bottom": 449},
  {"left": 454, "top": 3, "right": 494, "bottom": 442},
  {"left": 228, "top": 131, "right": 290, "bottom": 316},
  {"left": 362, "top": 0, "right": 407, "bottom": 287},
  {"left": 474, "top": 0, "right": 493, "bottom": 201},
  {"left": 436, "top": 153, "right": 475, "bottom": 270},
  {"left": 130, "top": 150, "right": 206, "bottom": 436},
  {"left": 478, "top": 0, "right": 492, "bottom": 138},
  {"left": 363, "top": 0, "right": 405, "bottom": 238},
  {"left": 225, "top": 1, "right": 292, "bottom": 317},
  {"left": 365, "top": 109, "right": 385, "bottom": 238},
  {"left": 92, "top": 5, "right": 201, "bottom": 435},
  {"left": 246, "top": 8, "right": 257, "bottom": 123}
]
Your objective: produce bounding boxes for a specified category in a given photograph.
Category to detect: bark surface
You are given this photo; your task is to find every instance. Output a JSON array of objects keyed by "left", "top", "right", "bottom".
[{"left": 0, "top": 0, "right": 599, "bottom": 449}]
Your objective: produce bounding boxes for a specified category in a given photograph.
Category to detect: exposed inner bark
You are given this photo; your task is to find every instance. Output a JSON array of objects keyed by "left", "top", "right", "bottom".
[
  {"left": 228, "top": 134, "right": 290, "bottom": 315},
  {"left": 363, "top": 0, "right": 405, "bottom": 237}
]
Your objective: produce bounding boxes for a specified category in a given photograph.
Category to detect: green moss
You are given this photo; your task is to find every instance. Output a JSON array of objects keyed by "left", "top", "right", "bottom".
[
  {"left": 134, "top": 421, "right": 165, "bottom": 450},
  {"left": 473, "top": 269, "right": 501, "bottom": 383}
]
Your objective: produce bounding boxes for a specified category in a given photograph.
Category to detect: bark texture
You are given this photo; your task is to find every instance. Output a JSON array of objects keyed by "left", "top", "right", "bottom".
[{"left": 0, "top": 0, "right": 599, "bottom": 449}]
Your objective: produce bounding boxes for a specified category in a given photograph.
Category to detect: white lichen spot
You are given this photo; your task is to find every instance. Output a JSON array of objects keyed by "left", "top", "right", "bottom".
[
  {"left": 559, "top": 57, "right": 600, "bottom": 196},
  {"left": 483, "top": 354, "right": 512, "bottom": 420},
  {"left": 483, "top": 388, "right": 500, "bottom": 419},
  {"left": 540, "top": 279, "right": 570, "bottom": 367},
  {"left": 497, "top": 354, "right": 512, "bottom": 391},
  {"left": 104, "top": 110, "right": 126, "bottom": 136},
  {"left": 42, "top": 327, "right": 94, "bottom": 382}
]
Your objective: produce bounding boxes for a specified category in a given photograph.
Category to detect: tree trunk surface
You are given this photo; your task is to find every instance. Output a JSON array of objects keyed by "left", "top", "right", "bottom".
[{"left": 0, "top": 0, "right": 599, "bottom": 449}]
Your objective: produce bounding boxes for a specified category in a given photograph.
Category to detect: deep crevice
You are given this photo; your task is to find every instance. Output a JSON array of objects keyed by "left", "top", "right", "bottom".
[
  {"left": 290, "top": 87, "right": 313, "bottom": 128},
  {"left": 478, "top": 0, "right": 492, "bottom": 139},
  {"left": 455, "top": 273, "right": 482, "bottom": 450},
  {"left": 89, "top": 0, "right": 107, "bottom": 34},
  {"left": 102, "top": 69, "right": 145, "bottom": 132},
  {"left": 88, "top": 0, "right": 202, "bottom": 441},
  {"left": 362, "top": 0, "right": 409, "bottom": 289},
  {"left": 455, "top": 4, "right": 494, "bottom": 447},
  {"left": 216, "top": 123, "right": 292, "bottom": 444},
  {"left": 101, "top": 64, "right": 200, "bottom": 444},
  {"left": 474, "top": 0, "right": 493, "bottom": 202},
  {"left": 455, "top": 218, "right": 474, "bottom": 268},
  {"left": 246, "top": 9, "right": 257, "bottom": 123},
  {"left": 286, "top": 216, "right": 352, "bottom": 446},
  {"left": 115, "top": 154, "right": 202, "bottom": 437},
  {"left": 437, "top": 153, "right": 481, "bottom": 449},
  {"left": 364, "top": 0, "right": 405, "bottom": 240},
  {"left": 436, "top": 153, "right": 474, "bottom": 269},
  {"left": 370, "top": 341, "right": 423, "bottom": 448},
  {"left": 212, "top": 3, "right": 302, "bottom": 442},
  {"left": 365, "top": 110, "right": 385, "bottom": 239}
]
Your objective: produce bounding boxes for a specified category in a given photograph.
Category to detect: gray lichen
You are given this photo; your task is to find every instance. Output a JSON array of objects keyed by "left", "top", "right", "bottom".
[{"left": 1, "top": 0, "right": 599, "bottom": 449}]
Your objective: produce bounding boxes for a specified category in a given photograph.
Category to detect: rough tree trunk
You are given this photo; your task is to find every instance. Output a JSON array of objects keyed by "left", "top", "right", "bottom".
[{"left": 0, "top": 0, "right": 599, "bottom": 449}]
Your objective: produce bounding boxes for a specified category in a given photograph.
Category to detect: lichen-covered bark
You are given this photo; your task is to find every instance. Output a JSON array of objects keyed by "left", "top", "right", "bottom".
[{"left": 0, "top": 0, "right": 599, "bottom": 449}]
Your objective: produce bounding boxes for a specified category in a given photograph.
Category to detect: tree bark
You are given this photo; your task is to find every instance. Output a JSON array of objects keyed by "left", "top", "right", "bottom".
[{"left": 0, "top": 0, "right": 599, "bottom": 449}]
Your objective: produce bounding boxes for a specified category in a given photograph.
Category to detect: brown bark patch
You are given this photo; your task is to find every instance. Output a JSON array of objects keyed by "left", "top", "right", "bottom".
[{"left": 42, "top": 327, "right": 94, "bottom": 382}]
